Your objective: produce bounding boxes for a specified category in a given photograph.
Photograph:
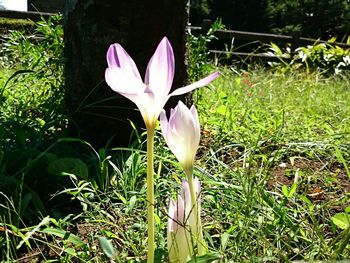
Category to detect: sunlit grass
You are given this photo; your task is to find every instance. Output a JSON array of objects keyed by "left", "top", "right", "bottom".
[
  {"left": 192, "top": 67, "right": 350, "bottom": 261},
  {"left": 196, "top": 68, "right": 350, "bottom": 145}
]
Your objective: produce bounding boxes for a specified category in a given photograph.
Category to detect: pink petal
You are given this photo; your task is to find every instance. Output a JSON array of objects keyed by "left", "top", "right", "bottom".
[
  {"left": 194, "top": 177, "right": 201, "bottom": 195},
  {"left": 168, "top": 198, "right": 177, "bottom": 232},
  {"left": 180, "top": 180, "right": 191, "bottom": 208},
  {"left": 145, "top": 37, "right": 175, "bottom": 98},
  {"left": 160, "top": 110, "right": 170, "bottom": 145},
  {"left": 106, "top": 43, "right": 142, "bottom": 81},
  {"left": 190, "top": 105, "right": 201, "bottom": 149},
  {"left": 105, "top": 67, "right": 152, "bottom": 115},
  {"left": 176, "top": 195, "right": 185, "bottom": 224},
  {"left": 170, "top": 102, "right": 194, "bottom": 137},
  {"left": 170, "top": 71, "right": 220, "bottom": 96},
  {"left": 105, "top": 67, "right": 146, "bottom": 95},
  {"left": 172, "top": 102, "right": 199, "bottom": 152},
  {"left": 194, "top": 177, "right": 201, "bottom": 207}
]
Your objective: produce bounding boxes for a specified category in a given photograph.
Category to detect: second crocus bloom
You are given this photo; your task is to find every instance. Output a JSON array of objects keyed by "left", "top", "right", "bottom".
[{"left": 160, "top": 101, "right": 200, "bottom": 173}]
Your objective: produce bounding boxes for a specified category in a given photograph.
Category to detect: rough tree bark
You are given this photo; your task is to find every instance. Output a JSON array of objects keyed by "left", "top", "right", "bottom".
[{"left": 64, "top": 0, "right": 189, "bottom": 148}]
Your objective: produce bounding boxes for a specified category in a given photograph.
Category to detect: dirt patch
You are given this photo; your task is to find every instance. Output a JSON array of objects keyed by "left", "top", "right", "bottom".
[{"left": 266, "top": 158, "right": 350, "bottom": 205}]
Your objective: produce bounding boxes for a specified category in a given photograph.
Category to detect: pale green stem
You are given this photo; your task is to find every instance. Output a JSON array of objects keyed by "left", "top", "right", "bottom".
[
  {"left": 146, "top": 124, "right": 155, "bottom": 263},
  {"left": 185, "top": 167, "right": 206, "bottom": 256}
]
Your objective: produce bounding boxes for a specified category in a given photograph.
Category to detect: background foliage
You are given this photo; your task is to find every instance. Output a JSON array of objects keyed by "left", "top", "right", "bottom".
[{"left": 190, "top": 0, "right": 350, "bottom": 39}]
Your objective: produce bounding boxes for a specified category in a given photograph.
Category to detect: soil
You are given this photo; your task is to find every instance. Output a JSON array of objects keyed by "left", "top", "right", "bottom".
[{"left": 266, "top": 158, "right": 350, "bottom": 201}]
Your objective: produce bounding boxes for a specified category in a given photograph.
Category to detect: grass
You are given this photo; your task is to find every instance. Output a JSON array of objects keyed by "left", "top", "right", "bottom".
[
  {"left": 196, "top": 69, "right": 349, "bottom": 147},
  {"left": 193, "top": 68, "right": 350, "bottom": 261},
  {"left": 0, "top": 16, "right": 350, "bottom": 262}
]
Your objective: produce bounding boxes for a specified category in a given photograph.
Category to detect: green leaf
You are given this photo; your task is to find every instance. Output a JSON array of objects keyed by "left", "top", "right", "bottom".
[
  {"left": 216, "top": 105, "right": 227, "bottom": 116},
  {"left": 288, "top": 183, "right": 297, "bottom": 198},
  {"left": 36, "top": 117, "right": 46, "bottom": 127},
  {"left": 299, "top": 195, "right": 314, "bottom": 212},
  {"left": 335, "top": 146, "right": 350, "bottom": 180},
  {"left": 41, "top": 228, "right": 85, "bottom": 247},
  {"left": 64, "top": 247, "right": 77, "bottom": 256},
  {"left": 154, "top": 213, "right": 161, "bottom": 226},
  {"left": 281, "top": 183, "right": 297, "bottom": 198},
  {"left": 187, "top": 253, "right": 221, "bottom": 263},
  {"left": 270, "top": 42, "right": 283, "bottom": 56},
  {"left": 127, "top": 195, "right": 137, "bottom": 212},
  {"left": 47, "top": 157, "right": 88, "bottom": 179},
  {"left": 220, "top": 232, "right": 230, "bottom": 251},
  {"left": 101, "top": 230, "right": 118, "bottom": 239},
  {"left": 98, "top": 237, "right": 116, "bottom": 259},
  {"left": 331, "top": 213, "right": 350, "bottom": 230},
  {"left": 345, "top": 206, "right": 350, "bottom": 214},
  {"left": 115, "top": 192, "right": 127, "bottom": 204},
  {"left": 281, "top": 185, "right": 289, "bottom": 197}
]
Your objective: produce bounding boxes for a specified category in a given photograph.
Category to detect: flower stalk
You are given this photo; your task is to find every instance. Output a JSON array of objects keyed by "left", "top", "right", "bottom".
[
  {"left": 146, "top": 123, "right": 156, "bottom": 263},
  {"left": 185, "top": 168, "right": 205, "bottom": 256}
]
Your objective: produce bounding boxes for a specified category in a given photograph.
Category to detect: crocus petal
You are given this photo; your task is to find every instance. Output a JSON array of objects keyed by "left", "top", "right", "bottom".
[
  {"left": 168, "top": 194, "right": 193, "bottom": 263},
  {"left": 176, "top": 195, "right": 185, "bottom": 225},
  {"left": 106, "top": 67, "right": 156, "bottom": 122},
  {"left": 168, "top": 195, "right": 186, "bottom": 233},
  {"left": 169, "top": 102, "right": 200, "bottom": 165},
  {"left": 167, "top": 178, "right": 204, "bottom": 263},
  {"left": 194, "top": 177, "right": 201, "bottom": 208},
  {"left": 106, "top": 43, "right": 142, "bottom": 81},
  {"left": 189, "top": 105, "right": 200, "bottom": 151},
  {"left": 160, "top": 101, "right": 201, "bottom": 170},
  {"left": 180, "top": 178, "right": 200, "bottom": 230},
  {"left": 180, "top": 180, "right": 192, "bottom": 215},
  {"left": 145, "top": 37, "right": 175, "bottom": 98},
  {"left": 168, "top": 198, "right": 177, "bottom": 233},
  {"left": 170, "top": 71, "right": 220, "bottom": 96},
  {"left": 105, "top": 67, "right": 146, "bottom": 95},
  {"left": 160, "top": 110, "right": 170, "bottom": 145},
  {"left": 181, "top": 178, "right": 201, "bottom": 203}
]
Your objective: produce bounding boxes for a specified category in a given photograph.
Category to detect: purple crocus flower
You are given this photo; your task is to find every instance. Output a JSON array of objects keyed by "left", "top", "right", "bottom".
[{"left": 105, "top": 37, "right": 219, "bottom": 128}]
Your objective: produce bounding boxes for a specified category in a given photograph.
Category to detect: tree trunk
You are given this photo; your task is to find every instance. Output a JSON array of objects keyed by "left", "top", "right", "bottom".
[{"left": 64, "top": 0, "right": 189, "bottom": 148}]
